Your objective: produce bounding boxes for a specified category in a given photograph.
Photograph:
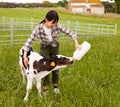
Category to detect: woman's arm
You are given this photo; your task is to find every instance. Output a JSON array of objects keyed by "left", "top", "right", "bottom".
[
  {"left": 23, "top": 26, "right": 39, "bottom": 68},
  {"left": 58, "top": 24, "right": 81, "bottom": 49},
  {"left": 24, "top": 24, "right": 41, "bottom": 51},
  {"left": 23, "top": 50, "right": 29, "bottom": 68},
  {"left": 74, "top": 38, "right": 82, "bottom": 49}
]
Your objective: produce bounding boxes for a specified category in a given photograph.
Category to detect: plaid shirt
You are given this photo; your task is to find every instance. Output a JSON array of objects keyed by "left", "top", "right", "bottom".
[{"left": 24, "top": 23, "right": 78, "bottom": 51}]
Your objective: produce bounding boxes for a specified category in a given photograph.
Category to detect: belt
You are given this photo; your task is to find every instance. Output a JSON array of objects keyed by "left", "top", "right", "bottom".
[{"left": 41, "top": 42, "right": 58, "bottom": 48}]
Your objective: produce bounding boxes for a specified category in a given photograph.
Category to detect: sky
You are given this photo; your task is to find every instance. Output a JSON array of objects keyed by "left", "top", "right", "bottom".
[
  {"left": 0, "top": 0, "right": 62, "bottom": 3},
  {"left": 0, "top": 0, "right": 113, "bottom": 3}
]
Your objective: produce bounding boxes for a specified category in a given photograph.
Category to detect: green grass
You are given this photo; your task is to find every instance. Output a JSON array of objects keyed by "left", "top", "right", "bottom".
[
  {"left": 0, "top": 8, "right": 120, "bottom": 24},
  {"left": 0, "top": 36, "right": 120, "bottom": 107},
  {"left": 0, "top": 8, "right": 120, "bottom": 107}
]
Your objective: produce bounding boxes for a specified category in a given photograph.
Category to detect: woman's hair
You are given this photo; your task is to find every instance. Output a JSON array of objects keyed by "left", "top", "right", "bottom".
[{"left": 40, "top": 10, "right": 59, "bottom": 24}]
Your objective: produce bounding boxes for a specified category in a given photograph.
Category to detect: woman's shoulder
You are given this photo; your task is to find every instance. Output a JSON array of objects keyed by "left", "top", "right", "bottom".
[
  {"left": 56, "top": 23, "right": 63, "bottom": 29},
  {"left": 38, "top": 23, "right": 43, "bottom": 28},
  {"left": 35, "top": 23, "right": 43, "bottom": 30}
]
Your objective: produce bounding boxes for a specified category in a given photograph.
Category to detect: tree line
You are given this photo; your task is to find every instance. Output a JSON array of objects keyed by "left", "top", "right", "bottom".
[{"left": 0, "top": 0, "right": 68, "bottom": 8}]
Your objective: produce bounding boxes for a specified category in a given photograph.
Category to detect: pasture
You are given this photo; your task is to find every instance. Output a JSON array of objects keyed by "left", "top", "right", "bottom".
[{"left": 0, "top": 8, "right": 120, "bottom": 107}]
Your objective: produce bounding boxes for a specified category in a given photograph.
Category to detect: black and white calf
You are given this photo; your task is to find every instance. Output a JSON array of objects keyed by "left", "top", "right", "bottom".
[{"left": 19, "top": 47, "right": 74, "bottom": 101}]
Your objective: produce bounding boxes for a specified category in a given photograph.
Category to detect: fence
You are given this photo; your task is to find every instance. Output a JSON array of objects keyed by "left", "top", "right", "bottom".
[{"left": 0, "top": 16, "right": 117, "bottom": 46}]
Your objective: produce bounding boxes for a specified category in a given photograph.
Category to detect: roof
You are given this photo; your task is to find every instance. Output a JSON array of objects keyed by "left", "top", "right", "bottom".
[
  {"left": 90, "top": 3, "right": 104, "bottom": 7},
  {"left": 72, "top": 5, "right": 86, "bottom": 8},
  {"left": 70, "top": 0, "right": 101, "bottom": 3}
]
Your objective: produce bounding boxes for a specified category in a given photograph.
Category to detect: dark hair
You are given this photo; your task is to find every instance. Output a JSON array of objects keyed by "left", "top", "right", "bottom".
[{"left": 40, "top": 10, "right": 59, "bottom": 24}]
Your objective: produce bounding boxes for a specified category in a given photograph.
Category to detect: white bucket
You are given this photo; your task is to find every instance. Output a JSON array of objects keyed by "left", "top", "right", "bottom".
[{"left": 73, "top": 41, "right": 91, "bottom": 60}]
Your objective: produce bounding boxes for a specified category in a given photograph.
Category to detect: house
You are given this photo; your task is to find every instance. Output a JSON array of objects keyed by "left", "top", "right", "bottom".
[{"left": 69, "top": 0, "right": 104, "bottom": 15}]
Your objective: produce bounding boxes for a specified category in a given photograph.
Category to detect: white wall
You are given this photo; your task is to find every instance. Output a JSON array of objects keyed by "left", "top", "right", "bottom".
[
  {"left": 72, "top": 8, "right": 84, "bottom": 13},
  {"left": 91, "top": 7, "right": 104, "bottom": 15},
  {"left": 70, "top": 3, "right": 104, "bottom": 14}
]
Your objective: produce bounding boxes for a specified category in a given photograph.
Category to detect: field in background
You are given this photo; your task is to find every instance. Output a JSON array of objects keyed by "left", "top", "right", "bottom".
[{"left": 0, "top": 8, "right": 120, "bottom": 107}]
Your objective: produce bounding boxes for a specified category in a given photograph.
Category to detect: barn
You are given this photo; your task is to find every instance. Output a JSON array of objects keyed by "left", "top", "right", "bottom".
[{"left": 68, "top": 0, "right": 104, "bottom": 15}]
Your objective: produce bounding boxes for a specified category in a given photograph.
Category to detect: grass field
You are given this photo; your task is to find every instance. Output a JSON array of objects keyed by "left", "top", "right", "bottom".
[{"left": 0, "top": 8, "right": 120, "bottom": 107}]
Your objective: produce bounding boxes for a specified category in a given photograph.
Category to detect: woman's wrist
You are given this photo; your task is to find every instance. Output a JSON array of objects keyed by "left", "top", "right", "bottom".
[
  {"left": 23, "top": 51, "right": 27, "bottom": 58},
  {"left": 74, "top": 39, "right": 79, "bottom": 48}
]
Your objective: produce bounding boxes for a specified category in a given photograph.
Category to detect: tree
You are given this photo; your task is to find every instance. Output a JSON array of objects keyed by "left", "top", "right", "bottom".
[
  {"left": 114, "top": 0, "right": 120, "bottom": 13},
  {"left": 57, "top": 0, "right": 68, "bottom": 8},
  {"left": 41, "top": 1, "right": 53, "bottom": 7},
  {"left": 102, "top": 2, "right": 115, "bottom": 13}
]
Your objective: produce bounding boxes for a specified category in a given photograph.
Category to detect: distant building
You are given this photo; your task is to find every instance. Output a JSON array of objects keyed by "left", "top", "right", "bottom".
[{"left": 69, "top": 0, "right": 104, "bottom": 15}]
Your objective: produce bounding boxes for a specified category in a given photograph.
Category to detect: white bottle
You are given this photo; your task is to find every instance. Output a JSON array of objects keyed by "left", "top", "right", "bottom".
[{"left": 73, "top": 41, "right": 91, "bottom": 60}]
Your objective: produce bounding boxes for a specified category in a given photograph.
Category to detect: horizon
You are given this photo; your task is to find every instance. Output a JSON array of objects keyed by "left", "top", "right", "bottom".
[{"left": 0, "top": 0, "right": 114, "bottom": 3}]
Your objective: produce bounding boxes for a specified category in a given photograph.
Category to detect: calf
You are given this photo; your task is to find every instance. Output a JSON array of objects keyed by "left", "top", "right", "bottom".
[{"left": 19, "top": 47, "right": 74, "bottom": 101}]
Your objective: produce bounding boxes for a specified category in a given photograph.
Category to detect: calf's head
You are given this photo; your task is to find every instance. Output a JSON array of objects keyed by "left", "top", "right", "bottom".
[
  {"left": 33, "top": 55, "right": 74, "bottom": 73},
  {"left": 54, "top": 55, "right": 74, "bottom": 66}
]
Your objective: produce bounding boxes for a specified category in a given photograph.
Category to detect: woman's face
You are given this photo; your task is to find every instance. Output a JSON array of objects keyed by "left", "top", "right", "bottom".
[{"left": 45, "top": 19, "right": 57, "bottom": 28}]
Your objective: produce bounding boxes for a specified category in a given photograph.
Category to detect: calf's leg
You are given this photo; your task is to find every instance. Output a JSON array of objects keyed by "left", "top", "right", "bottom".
[
  {"left": 19, "top": 65, "right": 26, "bottom": 84},
  {"left": 36, "top": 79, "right": 42, "bottom": 98},
  {"left": 24, "top": 76, "right": 33, "bottom": 101}
]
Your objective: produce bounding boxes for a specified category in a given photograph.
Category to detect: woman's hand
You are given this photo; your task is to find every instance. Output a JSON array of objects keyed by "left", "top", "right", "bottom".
[
  {"left": 74, "top": 38, "right": 82, "bottom": 50},
  {"left": 75, "top": 43, "right": 82, "bottom": 50},
  {"left": 23, "top": 51, "right": 29, "bottom": 68}
]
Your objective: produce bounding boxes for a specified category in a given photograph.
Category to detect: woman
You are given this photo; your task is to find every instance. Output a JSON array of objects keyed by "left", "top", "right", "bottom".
[{"left": 23, "top": 10, "right": 81, "bottom": 94}]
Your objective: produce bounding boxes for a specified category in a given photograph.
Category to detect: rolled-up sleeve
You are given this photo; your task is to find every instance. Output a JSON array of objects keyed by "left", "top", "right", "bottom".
[{"left": 23, "top": 30, "right": 37, "bottom": 52}]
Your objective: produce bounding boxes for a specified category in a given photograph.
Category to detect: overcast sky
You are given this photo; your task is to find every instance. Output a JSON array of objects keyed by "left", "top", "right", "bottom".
[
  {"left": 0, "top": 0, "right": 113, "bottom": 3},
  {"left": 0, "top": 0, "right": 62, "bottom": 3}
]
